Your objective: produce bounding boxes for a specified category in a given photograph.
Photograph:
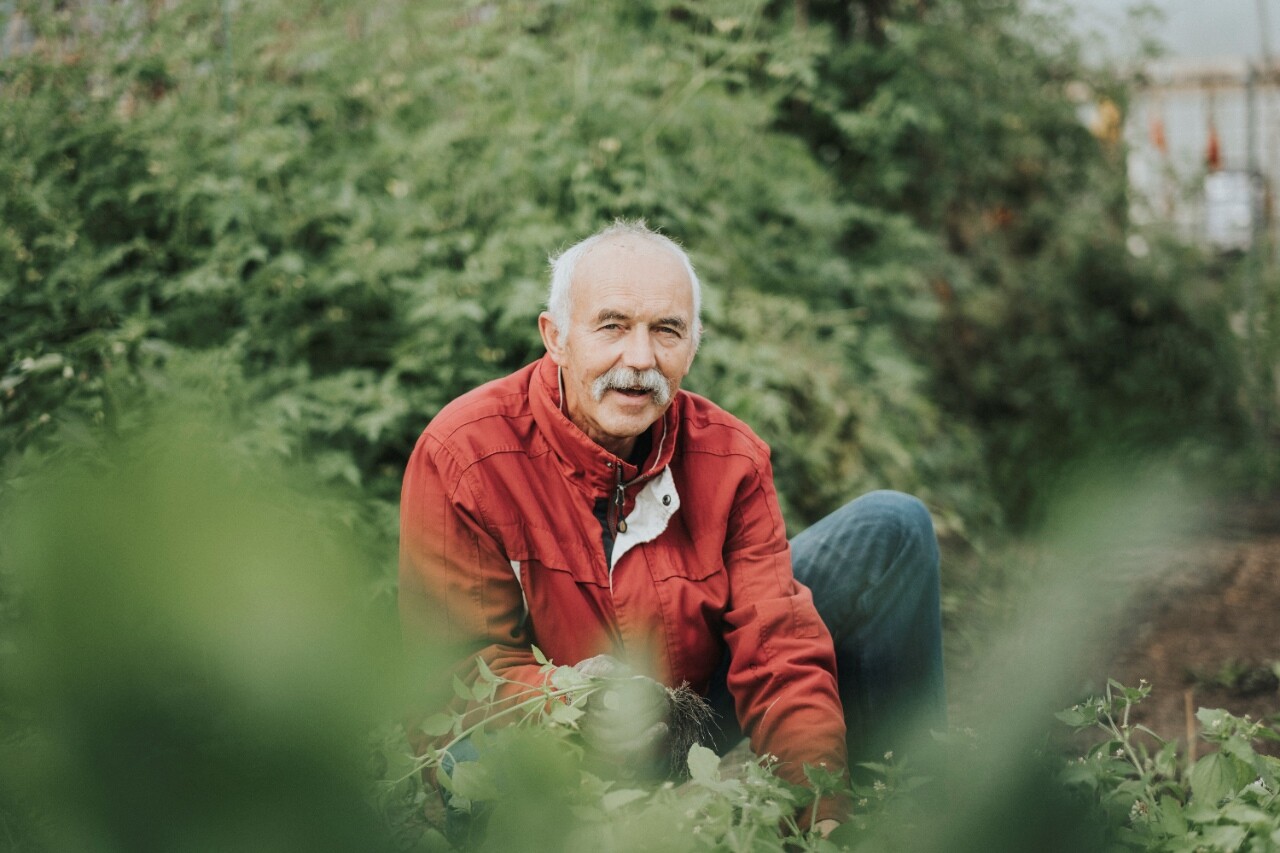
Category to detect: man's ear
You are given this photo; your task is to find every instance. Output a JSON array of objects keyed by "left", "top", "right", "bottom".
[{"left": 538, "top": 312, "right": 566, "bottom": 365}]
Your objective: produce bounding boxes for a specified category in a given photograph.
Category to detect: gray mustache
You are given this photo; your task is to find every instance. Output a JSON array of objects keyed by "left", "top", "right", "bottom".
[{"left": 591, "top": 367, "right": 673, "bottom": 406}]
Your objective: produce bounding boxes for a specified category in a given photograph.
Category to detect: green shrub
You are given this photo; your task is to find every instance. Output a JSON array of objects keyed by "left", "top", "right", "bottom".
[{"left": 1, "top": 0, "right": 997, "bottom": 538}]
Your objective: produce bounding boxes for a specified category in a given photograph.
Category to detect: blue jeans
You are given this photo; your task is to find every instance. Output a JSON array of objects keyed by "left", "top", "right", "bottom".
[{"left": 708, "top": 490, "right": 946, "bottom": 767}]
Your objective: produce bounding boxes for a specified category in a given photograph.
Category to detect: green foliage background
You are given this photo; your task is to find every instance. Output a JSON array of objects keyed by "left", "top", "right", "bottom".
[{"left": 4, "top": 0, "right": 1259, "bottom": 543}]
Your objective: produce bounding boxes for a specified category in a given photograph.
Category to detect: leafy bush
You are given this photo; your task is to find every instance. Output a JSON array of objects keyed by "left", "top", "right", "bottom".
[
  {"left": 4, "top": 0, "right": 1265, "bottom": 541},
  {"left": 773, "top": 0, "right": 1254, "bottom": 526},
  {"left": 2, "top": 0, "right": 1002, "bottom": 542}
]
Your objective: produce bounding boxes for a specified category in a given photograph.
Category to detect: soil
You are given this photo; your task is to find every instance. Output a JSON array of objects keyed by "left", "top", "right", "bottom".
[{"left": 1093, "top": 500, "right": 1280, "bottom": 753}]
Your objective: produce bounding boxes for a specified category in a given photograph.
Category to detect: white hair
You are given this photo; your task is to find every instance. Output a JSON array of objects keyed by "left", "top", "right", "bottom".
[{"left": 546, "top": 220, "right": 702, "bottom": 349}]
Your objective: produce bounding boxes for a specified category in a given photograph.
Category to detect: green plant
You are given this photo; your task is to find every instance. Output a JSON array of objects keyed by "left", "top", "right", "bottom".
[
  {"left": 1058, "top": 680, "right": 1280, "bottom": 851},
  {"left": 388, "top": 673, "right": 1280, "bottom": 852},
  {"left": 395, "top": 648, "right": 918, "bottom": 852}
]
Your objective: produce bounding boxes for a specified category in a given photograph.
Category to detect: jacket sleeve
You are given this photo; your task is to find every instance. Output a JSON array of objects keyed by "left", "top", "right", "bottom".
[
  {"left": 720, "top": 455, "right": 849, "bottom": 821},
  {"left": 398, "top": 430, "right": 550, "bottom": 752}
]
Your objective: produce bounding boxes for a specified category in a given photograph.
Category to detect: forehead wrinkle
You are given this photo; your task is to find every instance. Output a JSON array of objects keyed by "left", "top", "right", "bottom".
[{"left": 594, "top": 308, "right": 631, "bottom": 323}]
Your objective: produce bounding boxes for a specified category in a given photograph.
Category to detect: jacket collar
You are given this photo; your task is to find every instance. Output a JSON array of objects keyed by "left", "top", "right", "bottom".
[{"left": 529, "top": 354, "right": 680, "bottom": 495}]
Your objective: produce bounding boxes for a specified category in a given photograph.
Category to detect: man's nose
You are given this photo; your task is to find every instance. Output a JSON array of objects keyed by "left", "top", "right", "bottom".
[{"left": 622, "top": 328, "right": 657, "bottom": 369}]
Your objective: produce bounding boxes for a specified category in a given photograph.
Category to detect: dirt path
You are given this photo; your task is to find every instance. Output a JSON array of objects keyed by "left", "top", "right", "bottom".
[{"left": 1101, "top": 503, "right": 1280, "bottom": 750}]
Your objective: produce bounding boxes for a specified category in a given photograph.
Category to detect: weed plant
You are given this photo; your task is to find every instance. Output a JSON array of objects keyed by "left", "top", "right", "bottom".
[
  {"left": 1058, "top": 680, "right": 1280, "bottom": 852},
  {"left": 389, "top": 672, "right": 1280, "bottom": 852}
]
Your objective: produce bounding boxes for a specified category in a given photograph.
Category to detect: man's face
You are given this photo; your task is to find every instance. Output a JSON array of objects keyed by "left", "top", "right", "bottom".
[{"left": 539, "top": 236, "right": 697, "bottom": 460}]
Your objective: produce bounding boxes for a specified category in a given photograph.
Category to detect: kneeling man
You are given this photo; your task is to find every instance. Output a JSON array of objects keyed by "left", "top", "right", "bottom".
[{"left": 399, "top": 221, "right": 945, "bottom": 832}]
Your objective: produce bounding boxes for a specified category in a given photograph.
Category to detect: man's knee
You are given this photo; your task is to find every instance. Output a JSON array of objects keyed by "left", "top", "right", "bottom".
[
  {"left": 850, "top": 490, "right": 938, "bottom": 560},
  {"left": 792, "top": 490, "right": 939, "bottom": 611}
]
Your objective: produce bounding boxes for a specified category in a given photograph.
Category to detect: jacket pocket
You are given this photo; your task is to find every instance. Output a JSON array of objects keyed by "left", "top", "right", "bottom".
[
  {"left": 497, "top": 522, "right": 607, "bottom": 588},
  {"left": 633, "top": 524, "right": 723, "bottom": 582},
  {"left": 645, "top": 553, "right": 724, "bottom": 582}
]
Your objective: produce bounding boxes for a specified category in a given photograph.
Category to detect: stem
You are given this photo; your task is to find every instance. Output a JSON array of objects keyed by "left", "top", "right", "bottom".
[
  {"left": 1100, "top": 693, "right": 1145, "bottom": 776},
  {"left": 730, "top": 798, "right": 759, "bottom": 851},
  {"left": 394, "top": 680, "right": 601, "bottom": 783}
]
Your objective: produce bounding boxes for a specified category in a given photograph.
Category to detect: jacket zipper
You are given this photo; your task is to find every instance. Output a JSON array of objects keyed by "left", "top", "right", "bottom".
[
  {"left": 604, "top": 463, "right": 653, "bottom": 648},
  {"left": 609, "top": 463, "right": 628, "bottom": 536},
  {"left": 605, "top": 463, "right": 624, "bottom": 622}
]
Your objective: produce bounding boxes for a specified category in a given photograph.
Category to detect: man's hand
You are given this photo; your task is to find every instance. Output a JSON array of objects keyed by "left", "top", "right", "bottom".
[
  {"left": 572, "top": 653, "right": 630, "bottom": 680},
  {"left": 572, "top": 655, "right": 671, "bottom": 778},
  {"left": 814, "top": 819, "right": 840, "bottom": 838}
]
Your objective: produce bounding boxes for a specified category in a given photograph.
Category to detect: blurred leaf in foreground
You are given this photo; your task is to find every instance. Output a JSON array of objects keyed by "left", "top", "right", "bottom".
[{"left": 0, "top": 411, "right": 414, "bottom": 853}]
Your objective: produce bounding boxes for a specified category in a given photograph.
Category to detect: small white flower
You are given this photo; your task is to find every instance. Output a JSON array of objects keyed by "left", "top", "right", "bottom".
[
  {"left": 873, "top": 781, "right": 886, "bottom": 792},
  {"left": 883, "top": 751, "right": 894, "bottom": 761}
]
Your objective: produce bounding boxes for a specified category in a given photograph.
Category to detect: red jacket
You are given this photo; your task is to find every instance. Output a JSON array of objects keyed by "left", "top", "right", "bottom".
[{"left": 399, "top": 355, "right": 847, "bottom": 798}]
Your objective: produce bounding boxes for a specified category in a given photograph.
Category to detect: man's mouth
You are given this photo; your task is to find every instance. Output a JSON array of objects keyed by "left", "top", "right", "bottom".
[{"left": 612, "top": 386, "right": 651, "bottom": 398}]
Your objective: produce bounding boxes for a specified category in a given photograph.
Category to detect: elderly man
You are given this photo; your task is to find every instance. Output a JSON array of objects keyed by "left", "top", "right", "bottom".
[{"left": 399, "top": 221, "right": 944, "bottom": 833}]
